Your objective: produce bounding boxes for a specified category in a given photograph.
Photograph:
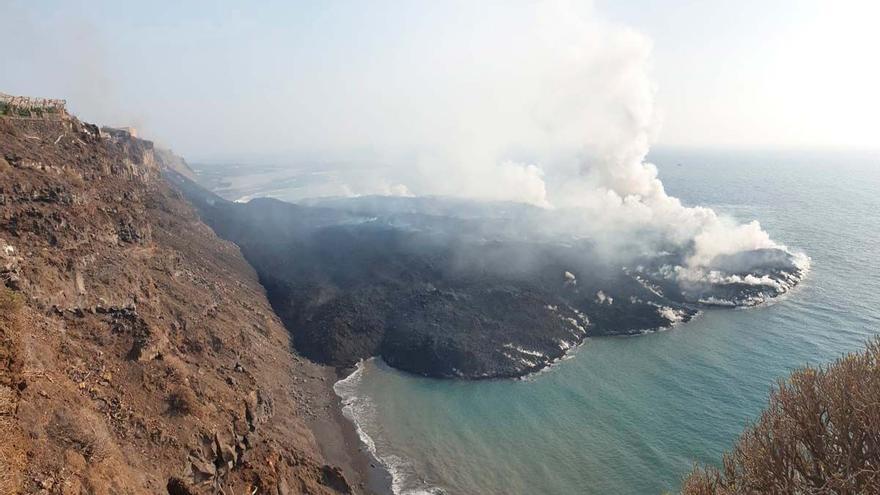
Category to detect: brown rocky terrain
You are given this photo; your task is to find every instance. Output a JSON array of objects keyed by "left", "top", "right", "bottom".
[{"left": 0, "top": 114, "right": 359, "bottom": 494}]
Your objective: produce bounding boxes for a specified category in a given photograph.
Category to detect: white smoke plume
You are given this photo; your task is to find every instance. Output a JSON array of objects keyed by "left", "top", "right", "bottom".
[
  {"left": 0, "top": 0, "right": 804, "bottom": 275},
  {"left": 309, "top": 0, "right": 800, "bottom": 273}
]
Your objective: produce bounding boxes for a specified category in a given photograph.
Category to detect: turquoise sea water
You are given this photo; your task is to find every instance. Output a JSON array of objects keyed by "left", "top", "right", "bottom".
[{"left": 330, "top": 150, "right": 880, "bottom": 494}]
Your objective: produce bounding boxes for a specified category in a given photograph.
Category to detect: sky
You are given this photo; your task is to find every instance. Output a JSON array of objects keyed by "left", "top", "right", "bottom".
[
  {"left": 2, "top": 0, "right": 878, "bottom": 161},
  {"left": 600, "top": 0, "right": 880, "bottom": 150}
]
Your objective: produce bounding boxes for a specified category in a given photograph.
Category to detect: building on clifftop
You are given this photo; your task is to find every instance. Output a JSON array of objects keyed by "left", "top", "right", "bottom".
[{"left": 0, "top": 91, "right": 67, "bottom": 118}]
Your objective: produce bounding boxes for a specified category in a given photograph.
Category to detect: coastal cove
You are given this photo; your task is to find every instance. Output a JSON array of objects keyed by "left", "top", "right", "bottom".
[{"left": 307, "top": 149, "right": 880, "bottom": 495}]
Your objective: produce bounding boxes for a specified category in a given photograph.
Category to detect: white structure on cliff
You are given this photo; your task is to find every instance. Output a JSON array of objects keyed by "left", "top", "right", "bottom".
[{"left": 0, "top": 91, "right": 67, "bottom": 117}]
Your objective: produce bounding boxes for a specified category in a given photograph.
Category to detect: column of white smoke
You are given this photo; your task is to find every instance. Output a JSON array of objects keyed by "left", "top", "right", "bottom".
[
  {"left": 521, "top": 0, "right": 795, "bottom": 276},
  {"left": 279, "top": 0, "right": 804, "bottom": 278}
]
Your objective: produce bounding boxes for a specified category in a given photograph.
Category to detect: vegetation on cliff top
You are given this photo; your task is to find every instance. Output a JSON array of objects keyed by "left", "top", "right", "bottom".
[{"left": 682, "top": 337, "right": 880, "bottom": 494}]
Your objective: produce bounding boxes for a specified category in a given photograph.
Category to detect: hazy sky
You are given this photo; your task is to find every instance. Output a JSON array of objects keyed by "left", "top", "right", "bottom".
[{"left": 2, "top": 0, "right": 878, "bottom": 160}]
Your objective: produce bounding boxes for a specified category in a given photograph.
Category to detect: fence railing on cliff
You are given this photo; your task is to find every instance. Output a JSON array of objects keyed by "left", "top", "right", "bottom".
[{"left": 0, "top": 92, "right": 67, "bottom": 118}]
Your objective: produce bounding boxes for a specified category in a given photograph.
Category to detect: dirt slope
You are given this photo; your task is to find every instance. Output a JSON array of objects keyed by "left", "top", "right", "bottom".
[{"left": 0, "top": 115, "right": 352, "bottom": 495}]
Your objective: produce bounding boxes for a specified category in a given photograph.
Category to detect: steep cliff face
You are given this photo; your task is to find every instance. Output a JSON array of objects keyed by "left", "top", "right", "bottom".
[
  {"left": 154, "top": 145, "right": 198, "bottom": 181},
  {"left": 0, "top": 116, "right": 351, "bottom": 494}
]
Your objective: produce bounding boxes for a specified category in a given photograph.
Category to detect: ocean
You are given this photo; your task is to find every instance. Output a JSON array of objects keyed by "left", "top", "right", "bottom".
[{"left": 204, "top": 149, "right": 880, "bottom": 494}]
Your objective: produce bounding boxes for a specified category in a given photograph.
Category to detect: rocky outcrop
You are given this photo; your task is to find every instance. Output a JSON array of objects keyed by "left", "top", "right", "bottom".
[{"left": 0, "top": 115, "right": 352, "bottom": 494}]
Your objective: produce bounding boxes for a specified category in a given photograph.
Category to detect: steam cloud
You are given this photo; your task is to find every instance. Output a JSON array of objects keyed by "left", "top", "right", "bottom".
[
  {"left": 292, "top": 1, "right": 805, "bottom": 277},
  {"left": 1, "top": 0, "right": 807, "bottom": 282}
]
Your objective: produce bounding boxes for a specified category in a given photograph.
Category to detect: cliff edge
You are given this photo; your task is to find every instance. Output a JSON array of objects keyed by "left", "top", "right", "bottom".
[{"left": 0, "top": 113, "right": 352, "bottom": 494}]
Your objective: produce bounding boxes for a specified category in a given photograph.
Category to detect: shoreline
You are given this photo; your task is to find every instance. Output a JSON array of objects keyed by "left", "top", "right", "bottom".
[{"left": 309, "top": 364, "right": 394, "bottom": 495}]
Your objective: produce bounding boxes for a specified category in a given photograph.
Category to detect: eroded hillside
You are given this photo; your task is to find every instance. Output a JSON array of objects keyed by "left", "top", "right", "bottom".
[{"left": 0, "top": 115, "right": 352, "bottom": 494}]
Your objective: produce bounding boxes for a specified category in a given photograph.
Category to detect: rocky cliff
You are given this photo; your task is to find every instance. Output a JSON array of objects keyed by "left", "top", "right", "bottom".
[{"left": 0, "top": 115, "right": 353, "bottom": 494}]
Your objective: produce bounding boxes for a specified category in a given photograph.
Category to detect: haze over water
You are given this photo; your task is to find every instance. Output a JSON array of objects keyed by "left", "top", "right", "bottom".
[{"left": 328, "top": 149, "right": 880, "bottom": 495}]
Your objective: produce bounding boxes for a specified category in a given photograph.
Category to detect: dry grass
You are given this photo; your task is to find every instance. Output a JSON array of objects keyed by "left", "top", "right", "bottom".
[
  {"left": 48, "top": 410, "right": 113, "bottom": 464},
  {"left": 681, "top": 337, "right": 880, "bottom": 494},
  {"left": 0, "top": 287, "right": 22, "bottom": 317},
  {"left": 166, "top": 386, "right": 198, "bottom": 416}
]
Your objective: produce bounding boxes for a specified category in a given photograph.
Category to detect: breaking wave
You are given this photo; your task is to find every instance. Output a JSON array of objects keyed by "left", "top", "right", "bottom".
[{"left": 334, "top": 360, "right": 446, "bottom": 495}]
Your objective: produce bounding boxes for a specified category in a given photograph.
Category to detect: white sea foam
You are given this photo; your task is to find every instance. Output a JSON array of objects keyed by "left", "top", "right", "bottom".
[
  {"left": 333, "top": 360, "right": 446, "bottom": 495},
  {"left": 518, "top": 337, "right": 590, "bottom": 382},
  {"left": 333, "top": 361, "right": 378, "bottom": 455}
]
